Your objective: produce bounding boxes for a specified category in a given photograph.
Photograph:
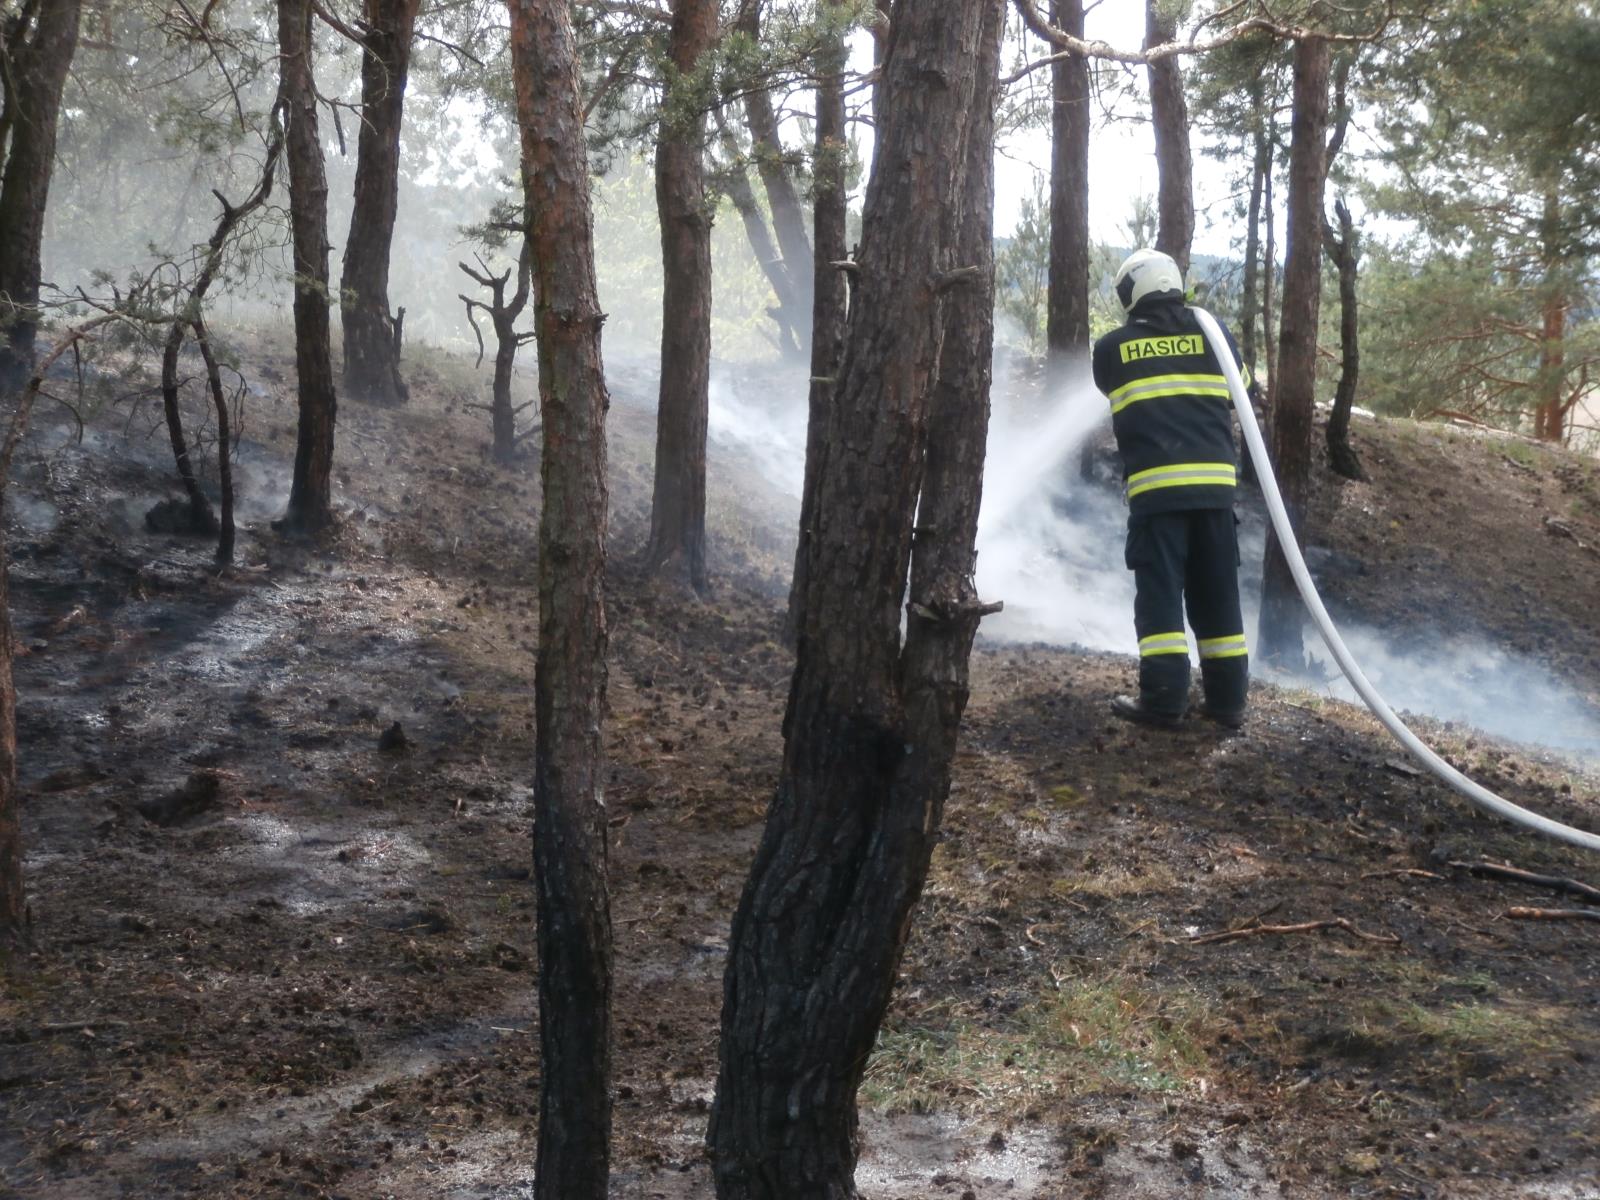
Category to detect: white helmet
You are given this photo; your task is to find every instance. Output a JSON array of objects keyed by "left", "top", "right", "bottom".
[{"left": 1113, "top": 248, "right": 1184, "bottom": 314}]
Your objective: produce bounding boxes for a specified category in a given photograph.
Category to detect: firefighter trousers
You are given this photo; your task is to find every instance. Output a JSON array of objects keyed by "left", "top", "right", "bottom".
[{"left": 1124, "top": 507, "right": 1249, "bottom": 718}]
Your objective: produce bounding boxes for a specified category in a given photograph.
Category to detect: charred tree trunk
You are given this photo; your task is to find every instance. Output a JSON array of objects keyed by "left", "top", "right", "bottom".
[
  {"left": 709, "top": 3, "right": 1003, "bottom": 1196},
  {"left": 155, "top": 126, "right": 281, "bottom": 548},
  {"left": 159, "top": 323, "right": 220, "bottom": 534},
  {"left": 1046, "top": 0, "right": 1093, "bottom": 479},
  {"left": 508, "top": 2, "right": 612, "bottom": 1197},
  {"left": 1145, "top": 0, "right": 1193, "bottom": 276},
  {"left": 1323, "top": 197, "right": 1365, "bottom": 480},
  {"left": 459, "top": 248, "right": 535, "bottom": 464},
  {"left": 1258, "top": 36, "right": 1329, "bottom": 670},
  {"left": 340, "top": 0, "right": 421, "bottom": 408},
  {"left": 276, "top": 0, "right": 339, "bottom": 535},
  {"left": 192, "top": 318, "right": 237, "bottom": 562},
  {"left": 645, "top": 0, "right": 718, "bottom": 595},
  {"left": 0, "top": 0, "right": 83, "bottom": 393},
  {"left": 734, "top": 3, "right": 813, "bottom": 323},
  {"left": 785, "top": 0, "right": 849, "bottom": 641},
  {"left": 716, "top": 125, "right": 803, "bottom": 359}
]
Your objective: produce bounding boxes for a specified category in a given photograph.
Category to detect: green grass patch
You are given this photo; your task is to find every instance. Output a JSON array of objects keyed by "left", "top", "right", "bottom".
[{"left": 863, "top": 976, "right": 1218, "bottom": 1116}]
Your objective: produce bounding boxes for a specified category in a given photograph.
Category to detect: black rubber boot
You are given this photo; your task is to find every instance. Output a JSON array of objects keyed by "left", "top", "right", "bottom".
[
  {"left": 1199, "top": 704, "right": 1246, "bottom": 730},
  {"left": 1110, "top": 694, "right": 1184, "bottom": 730}
]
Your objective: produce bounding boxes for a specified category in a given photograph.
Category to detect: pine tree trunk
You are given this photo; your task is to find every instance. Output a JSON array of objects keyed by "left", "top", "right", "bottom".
[
  {"left": 709, "top": 3, "right": 1002, "bottom": 1196},
  {"left": 1261, "top": 158, "right": 1277, "bottom": 409},
  {"left": 1145, "top": 0, "right": 1193, "bottom": 276},
  {"left": 734, "top": 5, "right": 813, "bottom": 324},
  {"left": 276, "top": 0, "right": 339, "bottom": 535},
  {"left": 159, "top": 323, "right": 220, "bottom": 531},
  {"left": 508, "top": 2, "right": 613, "bottom": 1196},
  {"left": 193, "top": 319, "right": 237, "bottom": 562},
  {"left": 1323, "top": 198, "right": 1365, "bottom": 480},
  {"left": 340, "top": 0, "right": 421, "bottom": 407},
  {"left": 1239, "top": 106, "right": 1267, "bottom": 376},
  {"left": 492, "top": 246, "right": 532, "bottom": 464},
  {"left": 1237, "top": 111, "right": 1268, "bottom": 486},
  {"left": 645, "top": 0, "right": 718, "bottom": 595},
  {"left": 1046, "top": 0, "right": 1093, "bottom": 480},
  {"left": 1535, "top": 190, "right": 1566, "bottom": 443},
  {"left": 1047, "top": 0, "right": 1091, "bottom": 360},
  {"left": 0, "top": 0, "right": 82, "bottom": 393},
  {"left": 786, "top": 0, "right": 849, "bottom": 641},
  {"left": 1258, "top": 36, "right": 1329, "bottom": 670},
  {"left": 717, "top": 130, "right": 803, "bottom": 358}
]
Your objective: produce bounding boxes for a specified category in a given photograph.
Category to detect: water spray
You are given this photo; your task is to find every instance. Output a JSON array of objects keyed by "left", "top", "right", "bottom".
[{"left": 1190, "top": 307, "right": 1600, "bottom": 853}]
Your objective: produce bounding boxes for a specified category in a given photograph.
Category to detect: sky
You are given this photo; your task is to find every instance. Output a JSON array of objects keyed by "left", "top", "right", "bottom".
[{"left": 838, "top": 3, "right": 1252, "bottom": 261}]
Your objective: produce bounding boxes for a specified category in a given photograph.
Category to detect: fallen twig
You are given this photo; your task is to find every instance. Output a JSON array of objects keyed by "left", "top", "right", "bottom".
[
  {"left": 1361, "top": 868, "right": 1444, "bottom": 881},
  {"left": 28, "top": 1019, "right": 133, "bottom": 1036},
  {"left": 1448, "top": 860, "right": 1600, "bottom": 905},
  {"left": 1503, "top": 906, "right": 1600, "bottom": 924},
  {"left": 1189, "top": 917, "right": 1400, "bottom": 946}
]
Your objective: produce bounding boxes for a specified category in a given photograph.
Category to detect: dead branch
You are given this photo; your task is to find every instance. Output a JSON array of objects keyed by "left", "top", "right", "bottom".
[
  {"left": 1189, "top": 917, "right": 1400, "bottom": 946},
  {"left": 1449, "top": 860, "right": 1600, "bottom": 905},
  {"left": 1360, "top": 868, "right": 1444, "bottom": 882},
  {"left": 4, "top": 318, "right": 119, "bottom": 473},
  {"left": 1503, "top": 907, "right": 1600, "bottom": 924}
]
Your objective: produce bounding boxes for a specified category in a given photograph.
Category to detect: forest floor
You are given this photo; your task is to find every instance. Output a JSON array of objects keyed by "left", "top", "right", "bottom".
[{"left": 4, "top": 327, "right": 1600, "bottom": 1199}]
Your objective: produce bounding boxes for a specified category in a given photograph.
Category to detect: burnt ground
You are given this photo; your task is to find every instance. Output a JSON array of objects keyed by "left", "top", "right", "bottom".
[{"left": 3, "top": 329, "right": 1600, "bottom": 1200}]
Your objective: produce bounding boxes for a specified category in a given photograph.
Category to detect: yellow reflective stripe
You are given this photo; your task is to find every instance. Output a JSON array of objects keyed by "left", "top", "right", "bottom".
[
  {"left": 1125, "top": 462, "right": 1236, "bottom": 499},
  {"left": 1199, "top": 634, "right": 1248, "bottom": 660},
  {"left": 1139, "top": 632, "right": 1189, "bottom": 657},
  {"left": 1108, "top": 373, "right": 1230, "bottom": 414}
]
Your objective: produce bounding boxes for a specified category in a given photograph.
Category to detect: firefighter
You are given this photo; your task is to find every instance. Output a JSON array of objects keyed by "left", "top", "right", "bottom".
[{"left": 1091, "top": 248, "right": 1250, "bottom": 730}]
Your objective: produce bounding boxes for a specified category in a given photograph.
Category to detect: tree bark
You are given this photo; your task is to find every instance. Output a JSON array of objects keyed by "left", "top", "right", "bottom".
[
  {"left": 193, "top": 318, "right": 237, "bottom": 562},
  {"left": 717, "top": 125, "right": 803, "bottom": 358},
  {"left": 276, "top": 0, "right": 339, "bottom": 535},
  {"left": 1237, "top": 104, "right": 1269, "bottom": 486},
  {"left": 785, "top": 0, "right": 849, "bottom": 640},
  {"left": 1258, "top": 35, "right": 1329, "bottom": 670},
  {"left": 1261, "top": 150, "right": 1277, "bottom": 409},
  {"left": 159, "top": 323, "right": 220, "bottom": 533},
  {"left": 157, "top": 127, "right": 282, "bottom": 547},
  {"left": 709, "top": 3, "right": 1003, "bottom": 1197},
  {"left": 340, "top": 0, "right": 421, "bottom": 407},
  {"left": 459, "top": 248, "right": 533, "bottom": 464},
  {"left": 1238, "top": 91, "right": 1267, "bottom": 380},
  {"left": 1047, "top": 0, "right": 1093, "bottom": 481},
  {"left": 1323, "top": 197, "right": 1365, "bottom": 480},
  {"left": 645, "top": 0, "right": 718, "bottom": 595},
  {"left": 733, "top": 3, "right": 813, "bottom": 324},
  {"left": 508, "top": 3, "right": 613, "bottom": 1197},
  {"left": 0, "top": 0, "right": 83, "bottom": 393},
  {"left": 1535, "top": 189, "right": 1567, "bottom": 443},
  {"left": 1047, "top": 0, "right": 1091, "bottom": 362},
  {"left": 1145, "top": 0, "right": 1193, "bottom": 276}
]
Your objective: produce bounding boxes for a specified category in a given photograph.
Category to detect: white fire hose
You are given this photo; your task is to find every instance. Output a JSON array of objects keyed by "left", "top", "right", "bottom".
[{"left": 1191, "top": 307, "right": 1600, "bottom": 853}]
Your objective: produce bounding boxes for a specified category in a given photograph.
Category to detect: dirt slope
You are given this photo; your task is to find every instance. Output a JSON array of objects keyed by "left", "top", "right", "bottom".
[{"left": 3, "top": 333, "right": 1600, "bottom": 1199}]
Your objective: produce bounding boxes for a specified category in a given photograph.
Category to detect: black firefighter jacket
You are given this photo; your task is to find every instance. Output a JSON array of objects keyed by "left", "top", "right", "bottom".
[{"left": 1091, "top": 299, "right": 1249, "bottom": 517}]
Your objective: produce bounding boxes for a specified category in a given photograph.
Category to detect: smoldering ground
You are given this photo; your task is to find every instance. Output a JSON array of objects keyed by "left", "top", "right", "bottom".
[{"left": 693, "top": 353, "right": 1600, "bottom": 762}]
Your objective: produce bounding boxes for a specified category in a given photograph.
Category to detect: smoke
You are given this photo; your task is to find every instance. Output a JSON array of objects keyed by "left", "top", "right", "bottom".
[{"left": 701, "top": 358, "right": 1600, "bottom": 761}]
